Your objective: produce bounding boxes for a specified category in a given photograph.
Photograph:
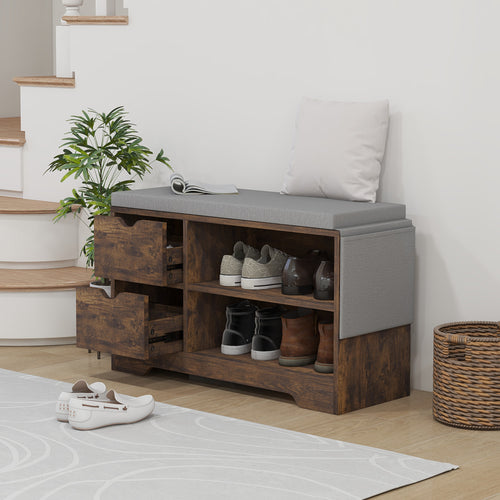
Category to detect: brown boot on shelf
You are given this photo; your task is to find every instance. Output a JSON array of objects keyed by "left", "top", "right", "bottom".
[
  {"left": 279, "top": 308, "right": 318, "bottom": 367},
  {"left": 314, "top": 321, "right": 334, "bottom": 373}
]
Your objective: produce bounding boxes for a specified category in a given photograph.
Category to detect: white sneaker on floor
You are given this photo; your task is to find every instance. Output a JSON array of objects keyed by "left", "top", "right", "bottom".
[
  {"left": 56, "top": 380, "right": 107, "bottom": 422},
  {"left": 68, "top": 389, "right": 155, "bottom": 430}
]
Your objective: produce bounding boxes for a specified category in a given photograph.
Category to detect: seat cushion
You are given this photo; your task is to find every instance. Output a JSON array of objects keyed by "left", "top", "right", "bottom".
[{"left": 112, "top": 188, "right": 406, "bottom": 230}]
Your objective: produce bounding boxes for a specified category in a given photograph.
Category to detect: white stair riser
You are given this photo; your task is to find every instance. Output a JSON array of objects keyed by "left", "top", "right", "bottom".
[
  {"left": 0, "top": 213, "right": 78, "bottom": 266},
  {"left": 56, "top": 26, "right": 72, "bottom": 78},
  {"left": 0, "top": 191, "right": 23, "bottom": 198},
  {"left": 0, "top": 290, "right": 77, "bottom": 345},
  {"left": 0, "top": 145, "right": 23, "bottom": 192}
]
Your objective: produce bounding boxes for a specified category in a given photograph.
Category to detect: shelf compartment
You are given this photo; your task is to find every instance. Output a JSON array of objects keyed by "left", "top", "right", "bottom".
[
  {"left": 188, "top": 281, "right": 334, "bottom": 312},
  {"left": 94, "top": 215, "right": 183, "bottom": 287},
  {"left": 77, "top": 287, "right": 183, "bottom": 359},
  {"left": 115, "top": 348, "right": 335, "bottom": 413}
]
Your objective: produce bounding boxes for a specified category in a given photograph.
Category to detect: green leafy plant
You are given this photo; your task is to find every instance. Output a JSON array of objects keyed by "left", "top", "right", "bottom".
[{"left": 46, "top": 106, "right": 172, "bottom": 269}]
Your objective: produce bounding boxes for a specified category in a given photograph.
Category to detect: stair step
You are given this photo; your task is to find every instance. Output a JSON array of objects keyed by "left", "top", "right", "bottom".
[
  {"left": 0, "top": 267, "right": 93, "bottom": 291},
  {"left": 1, "top": 286, "right": 82, "bottom": 346},
  {"left": 62, "top": 15, "right": 128, "bottom": 25},
  {"left": 13, "top": 76, "right": 75, "bottom": 88},
  {"left": 0, "top": 146, "right": 23, "bottom": 192},
  {"left": 0, "top": 196, "right": 60, "bottom": 214},
  {"left": 0, "top": 118, "right": 25, "bottom": 146}
]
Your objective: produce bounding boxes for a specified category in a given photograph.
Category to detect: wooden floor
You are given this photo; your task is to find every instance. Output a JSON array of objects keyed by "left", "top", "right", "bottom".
[{"left": 1, "top": 345, "right": 499, "bottom": 499}]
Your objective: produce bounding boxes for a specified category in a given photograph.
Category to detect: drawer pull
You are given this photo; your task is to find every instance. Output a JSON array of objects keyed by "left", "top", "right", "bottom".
[{"left": 149, "top": 331, "right": 183, "bottom": 344}]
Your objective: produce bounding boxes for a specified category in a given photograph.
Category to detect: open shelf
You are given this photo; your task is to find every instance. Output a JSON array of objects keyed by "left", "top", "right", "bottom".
[
  {"left": 115, "top": 347, "right": 335, "bottom": 413},
  {"left": 199, "top": 347, "right": 334, "bottom": 375},
  {"left": 188, "top": 281, "right": 335, "bottom": 312}
]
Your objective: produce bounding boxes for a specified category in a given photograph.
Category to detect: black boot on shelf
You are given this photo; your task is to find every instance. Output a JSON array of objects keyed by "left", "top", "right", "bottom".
[
  {"left": 221, "top": 300, "right": 257, "bottom": 355},
  {"left": 251, "top": 305, "right": 284, "bottom": 361}
]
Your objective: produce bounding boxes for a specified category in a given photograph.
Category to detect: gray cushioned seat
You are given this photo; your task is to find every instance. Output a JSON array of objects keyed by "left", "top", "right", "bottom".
[{"left": 112, "top": 187, "right": 406, "bottom": 230}]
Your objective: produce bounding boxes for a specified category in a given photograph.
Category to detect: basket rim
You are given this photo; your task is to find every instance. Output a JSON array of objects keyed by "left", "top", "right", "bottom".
[
  {"left": 435, "top": 320, "right": 499, "bottom": 328},
  {"left": 434, "top": 321, "right": 500, "bottom": 343}
]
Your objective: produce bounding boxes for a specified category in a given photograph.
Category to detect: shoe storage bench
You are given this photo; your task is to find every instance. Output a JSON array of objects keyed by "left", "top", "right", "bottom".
[{"left": 77, "top": 188, "right": 415, "bottom": 414}]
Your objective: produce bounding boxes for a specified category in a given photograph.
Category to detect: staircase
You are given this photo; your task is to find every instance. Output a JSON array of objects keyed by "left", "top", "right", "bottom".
[
  {"left": 0, "top": 1, "right": 125, "bottom": 345},
  {"left": 0, "top": 196, "right": 92, "bottom": 345}
]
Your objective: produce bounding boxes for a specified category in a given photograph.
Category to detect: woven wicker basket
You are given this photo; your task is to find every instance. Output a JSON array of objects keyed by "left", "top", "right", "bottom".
[{"left": 433, "top": 321, "right": 500, "bottom": 430}]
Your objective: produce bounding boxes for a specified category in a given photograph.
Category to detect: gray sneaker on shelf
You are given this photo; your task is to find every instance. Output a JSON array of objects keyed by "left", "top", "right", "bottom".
[
  {"left": 241, "top": 244, "right": 288, "bottom": 289},
  {"left": 219, "top": 241, "right": 260, "bottom": 286}
]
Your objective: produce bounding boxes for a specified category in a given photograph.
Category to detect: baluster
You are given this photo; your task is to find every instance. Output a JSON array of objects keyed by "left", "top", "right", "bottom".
[
  {"left": 95, "top": 0, "right": 116, "bottom": 16},
  {"left": 61, "top": 0, "right": 84, "bottom": 24},
  {"left": 57, "top": 0, "right": 83, "bottom": 78}
]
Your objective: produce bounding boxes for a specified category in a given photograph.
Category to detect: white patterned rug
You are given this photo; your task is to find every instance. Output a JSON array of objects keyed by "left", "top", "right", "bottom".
[{"left": 0, "top": 369, "right": 456, "bottom": 499}]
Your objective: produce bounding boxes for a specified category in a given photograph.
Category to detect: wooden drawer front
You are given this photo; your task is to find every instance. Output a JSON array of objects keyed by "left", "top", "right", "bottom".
[
  {"left": 76, "top": 287, "right": 183, "bottom": 359},
  {"left": 94, "top": 216, "right": 183, "bottom": 286}
]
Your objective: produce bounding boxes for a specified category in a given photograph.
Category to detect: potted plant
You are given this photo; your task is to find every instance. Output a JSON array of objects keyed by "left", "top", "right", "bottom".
[{"left": 46, "top": 106, "right": 172, "bottom": 289}]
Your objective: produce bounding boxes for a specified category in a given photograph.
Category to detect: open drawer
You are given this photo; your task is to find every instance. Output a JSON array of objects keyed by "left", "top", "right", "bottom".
[
  {"left": 76, "top": 287, "right": 183, "bottom": 359},
  {"left": 94, "top": 215, "right": 183, "bottom": 286}
]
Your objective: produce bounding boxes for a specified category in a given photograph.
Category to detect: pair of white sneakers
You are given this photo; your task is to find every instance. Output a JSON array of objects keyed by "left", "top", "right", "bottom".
[
  {"left": 219, "top": 241, "right": 288, "bottom": 289},
  {"left": 56, "top": 380, "right": 155, "bottom": 430}
]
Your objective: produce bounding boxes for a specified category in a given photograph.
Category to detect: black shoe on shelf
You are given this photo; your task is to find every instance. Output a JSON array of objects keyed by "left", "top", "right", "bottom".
[
  {"left": 251, "top": 305, "right": 284, "bottom": 361},
  {"left": 221, "top": 300, "right": 257, "bottom": 355}
]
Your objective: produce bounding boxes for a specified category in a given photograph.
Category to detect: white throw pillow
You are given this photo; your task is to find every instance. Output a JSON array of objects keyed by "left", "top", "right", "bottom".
[{"left": 281, "top": 98, "right": 389, "bottom": 203}]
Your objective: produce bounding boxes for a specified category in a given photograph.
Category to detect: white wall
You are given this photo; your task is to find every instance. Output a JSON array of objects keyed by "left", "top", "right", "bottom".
[
  {"left": 0, "top": 0, "right": 53, "bottom": 118},
  {"left": 51, "top": 0, "right": 128, "bottom": 70},
  {"left": 20, "top": 0, "right": 500, "bottom": 391}
]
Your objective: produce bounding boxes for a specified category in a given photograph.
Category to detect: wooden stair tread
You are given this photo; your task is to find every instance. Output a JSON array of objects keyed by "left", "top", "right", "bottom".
[
  {"left": 0, "top": 267, "right": 93, "bottom": 291},
  {"left": 0, "top": 117, "right": 25, "bottom": 146},
  {"left": 0, "top": 196, "right": 61, "bottom": 214},
  {"left": 62, "top": 16, "right": 128, "bottom": 25},
  {"left": 13, "top": 76, "right": 75, "bottom": 88}
]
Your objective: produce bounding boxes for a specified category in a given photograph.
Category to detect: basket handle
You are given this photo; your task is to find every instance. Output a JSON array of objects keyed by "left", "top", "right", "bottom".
[
  {"left": 443, "top": 333, "right": 468, "bottom": 345},
  {"left": 443, "top": 323, "right": 500, "bottom": 344}
]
